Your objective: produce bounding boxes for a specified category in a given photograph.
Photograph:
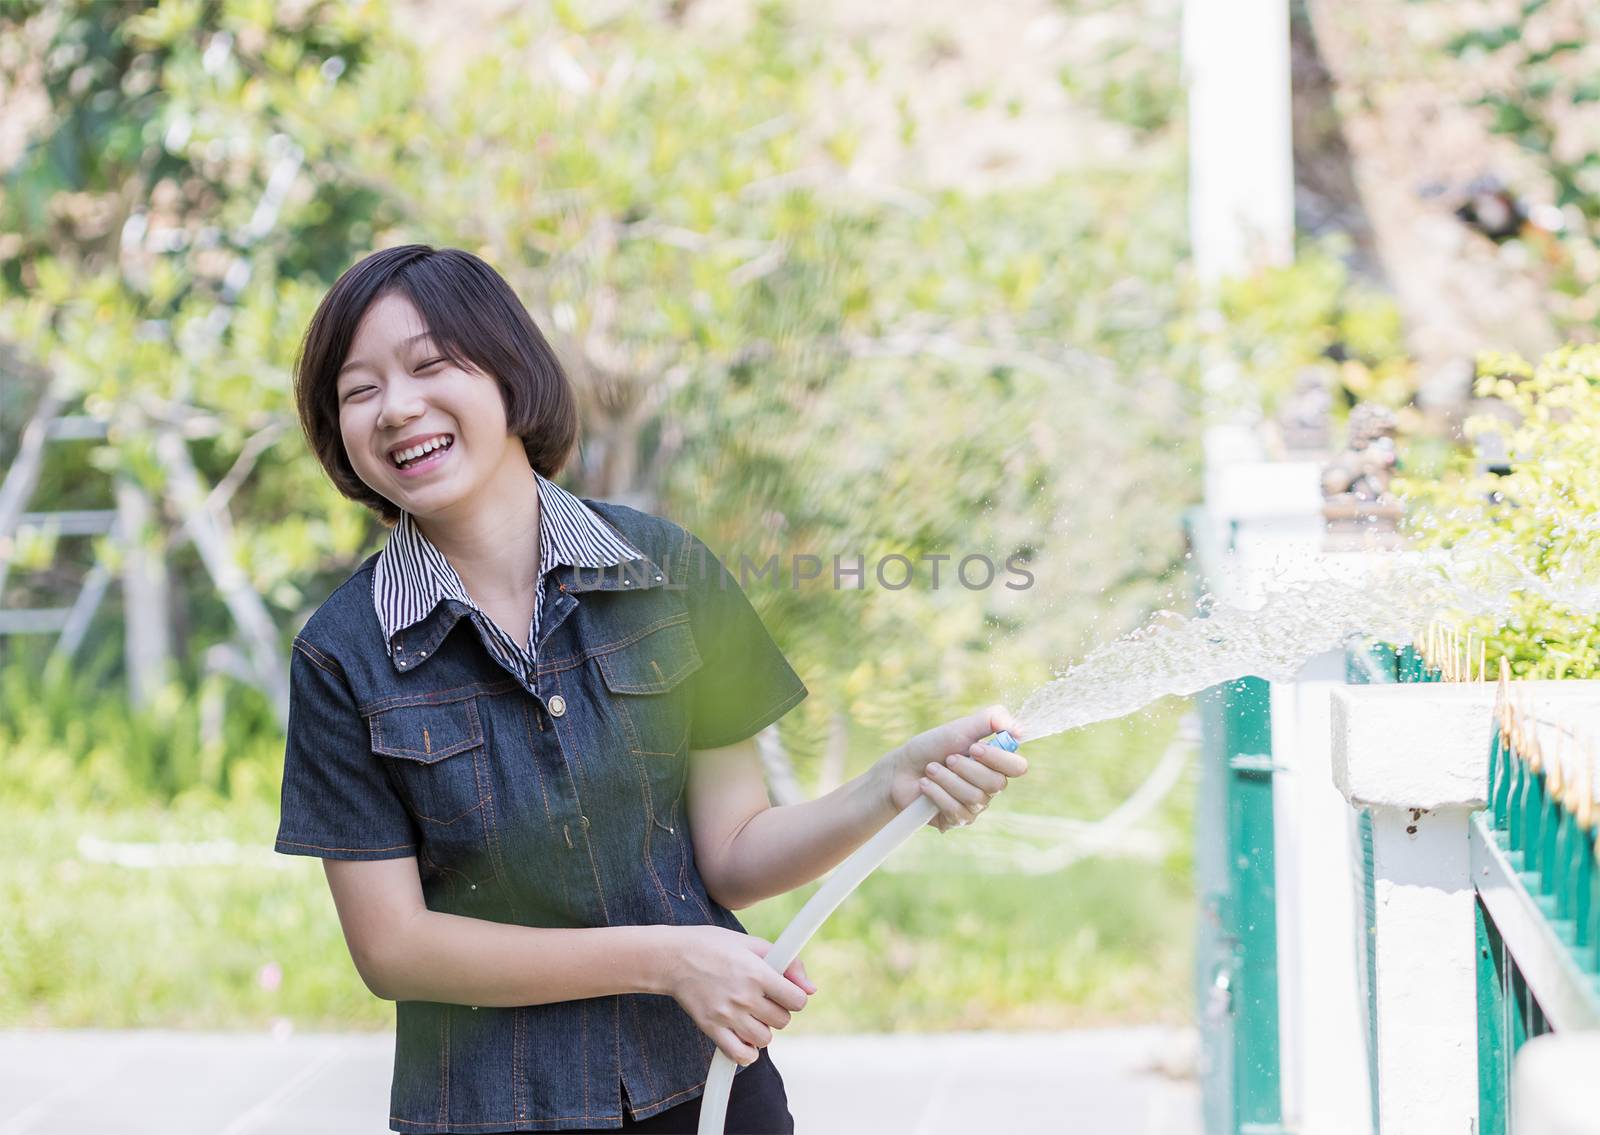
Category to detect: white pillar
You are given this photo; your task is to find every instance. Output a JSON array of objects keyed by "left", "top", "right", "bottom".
[
  {"left": 1185, "top": 0, "right": 1295, "bottom": 441},
  {"left": 1272, "top": 657, "right": 1373, "bottom": 1135},
  {"left": 1183, "top": 0, "right": 1295, "bottom": 287},
  {"left": 1331, "top": 684, "right": 1497, "bottom": 1133}
]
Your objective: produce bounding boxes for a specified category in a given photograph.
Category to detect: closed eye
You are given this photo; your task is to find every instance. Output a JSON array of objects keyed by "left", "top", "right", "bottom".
[{"left": 416, "top": 357, "right": 447, "bottom": 372}]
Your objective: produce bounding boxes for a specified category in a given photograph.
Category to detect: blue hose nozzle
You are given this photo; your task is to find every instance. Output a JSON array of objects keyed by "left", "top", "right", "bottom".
[{"left": 989, "top": 730, "right": 1020, "bottom": 752}]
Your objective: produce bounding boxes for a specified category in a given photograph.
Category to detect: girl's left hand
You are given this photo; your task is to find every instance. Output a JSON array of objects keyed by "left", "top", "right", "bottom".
[{"left": 880, "top": 705, "right": 1028, "bottom": 833}]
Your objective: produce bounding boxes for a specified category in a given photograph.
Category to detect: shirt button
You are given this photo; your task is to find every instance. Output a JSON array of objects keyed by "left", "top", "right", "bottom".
[{"left": 548, "top": 695, "right": 567, "bottom": 717}]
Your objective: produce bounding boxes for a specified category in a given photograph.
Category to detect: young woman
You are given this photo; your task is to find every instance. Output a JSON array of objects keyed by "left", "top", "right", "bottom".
[{"left": 274, "top": 244, "right": 1027, "bottom": 1134}]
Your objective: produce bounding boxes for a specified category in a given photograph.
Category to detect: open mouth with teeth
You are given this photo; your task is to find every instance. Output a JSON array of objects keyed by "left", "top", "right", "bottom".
[{"left": 390, "top": 434, "right": 454, "bottom": 469}]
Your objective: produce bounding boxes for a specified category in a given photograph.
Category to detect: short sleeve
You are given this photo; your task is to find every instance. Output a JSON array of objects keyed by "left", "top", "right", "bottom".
[
  {"left": 678, "top": 530, "right": 808, "bottom": 751},
  {"left": 274, "top": 636, "right": 419, "bottom": 861}
]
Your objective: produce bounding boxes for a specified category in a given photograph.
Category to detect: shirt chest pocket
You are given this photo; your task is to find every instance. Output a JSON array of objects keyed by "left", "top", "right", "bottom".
[
  {"left": 595, "top": 619, "right": 704, "bottom": 759},
  {"left": 367, "top": 697, "right": 490, "bottom": 829}
]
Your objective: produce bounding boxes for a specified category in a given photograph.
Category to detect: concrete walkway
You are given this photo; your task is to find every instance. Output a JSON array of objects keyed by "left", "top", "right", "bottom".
[{"left": 0, "top": 1026, "right": 1199, "bottom": 1134}]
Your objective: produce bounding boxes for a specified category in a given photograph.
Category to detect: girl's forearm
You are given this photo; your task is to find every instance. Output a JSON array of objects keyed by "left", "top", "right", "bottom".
[
  {"left": 711, "top": 757, "right": 898, "bottom": 909},
  {"left": 369, "top": 911, "right": 674, "bottom": 1006}
]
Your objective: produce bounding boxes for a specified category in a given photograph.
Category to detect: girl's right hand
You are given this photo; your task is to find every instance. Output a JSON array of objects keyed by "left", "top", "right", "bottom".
[{"left": 662, "top": 926, "right": 816, "bottom": 1066}]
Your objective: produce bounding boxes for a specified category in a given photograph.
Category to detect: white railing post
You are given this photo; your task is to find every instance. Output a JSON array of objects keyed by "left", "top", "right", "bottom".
[
  {"left": 1513, "top": 1033, "right": 1600, "bottom": 1135},
  {"left": 1331, "top": 683, "right": 1499, "bottom": 1132}
]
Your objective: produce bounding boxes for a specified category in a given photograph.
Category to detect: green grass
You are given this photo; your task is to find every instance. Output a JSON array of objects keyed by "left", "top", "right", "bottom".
[
  {"left": 744, "top": 855, "right": 1192, "bottom": 1033},
  {"left": 0, "top": 796, "right": 388, "bottom": 1031},
  {"left": 745, "top": 700, "right": 1196, "bottom": 1032},
  {"left": 0, "top": 691, "right": 1193, "bottom": 1032}
]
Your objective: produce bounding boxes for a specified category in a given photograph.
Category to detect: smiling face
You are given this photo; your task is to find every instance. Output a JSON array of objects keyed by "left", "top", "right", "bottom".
[{"left": 335, "top": 291, "right": 530, "bottom": 521}]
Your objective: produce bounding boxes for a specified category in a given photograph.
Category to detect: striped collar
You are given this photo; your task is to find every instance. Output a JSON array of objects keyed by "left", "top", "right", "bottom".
[{"left": 371, "top": 472, "right": 645, "bottom": 657}]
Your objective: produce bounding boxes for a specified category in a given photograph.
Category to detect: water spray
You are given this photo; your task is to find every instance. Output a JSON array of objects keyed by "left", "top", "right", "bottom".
[{"left": 695, "top": 731, "right": 1021, "bottom": 1134}]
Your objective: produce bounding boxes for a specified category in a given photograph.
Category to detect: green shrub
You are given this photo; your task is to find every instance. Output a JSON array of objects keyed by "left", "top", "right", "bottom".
[
  {"left": 1398, "top": 344, "right": 1600, "bottom": 678},
  {"left": 0, "top": 640, "right": 283, "bottom": 810},
  {"left": 1212, "top": 241, "right": 1416, "bottom": 426}
]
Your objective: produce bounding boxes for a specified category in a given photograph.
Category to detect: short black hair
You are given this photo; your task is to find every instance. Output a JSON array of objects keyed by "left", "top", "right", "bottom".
[{"left": 294, "top": 244, "right": 578, "bottom": 524}]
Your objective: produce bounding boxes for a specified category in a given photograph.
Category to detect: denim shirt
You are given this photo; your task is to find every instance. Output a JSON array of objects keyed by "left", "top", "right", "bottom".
[{"left": 275, "top": 500, "right": 808, "bottom": 1133}]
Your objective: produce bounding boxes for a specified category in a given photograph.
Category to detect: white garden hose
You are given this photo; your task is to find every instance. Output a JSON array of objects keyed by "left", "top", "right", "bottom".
[{"left": 695, "top": 731, "right": 1020, "bottom": 1134}]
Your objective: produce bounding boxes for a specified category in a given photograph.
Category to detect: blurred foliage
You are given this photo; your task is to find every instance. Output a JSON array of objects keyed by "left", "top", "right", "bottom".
[
  {"left": 666, "top": 168, "right": 1199, "bottom": 761},
  {"left": 1055, "top": 0, "right": 1182, "bottom": 138},
  {"left": 1, "top": 0, "right": 1202, "bottom": 792},
  {"left": 0, "top": 636, "right": 283, "bottom": 804},
  {"left": 0, "top": 0, "right": 404, "bottom": 682},
  {"left": 1434, "top": 0, "right": 1600, "bottom": 331},
  {"left": 1209, "top": 240, "right": 1417, "bottom": 433},
  {"left": 1398, "top": 344, "right": 1600, "bottom": 679}
]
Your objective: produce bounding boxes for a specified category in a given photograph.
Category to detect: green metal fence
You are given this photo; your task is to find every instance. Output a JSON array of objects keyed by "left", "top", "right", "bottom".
[
  {"left": 1474, "top": 688, "right": 1600, "bottom": 1132},
  {"left": 1195, "top": 676, "right": 1283, "bottom": 1135},
  {"left": 1186, "top": 503, "right": 1286, "bottom": 1135}
]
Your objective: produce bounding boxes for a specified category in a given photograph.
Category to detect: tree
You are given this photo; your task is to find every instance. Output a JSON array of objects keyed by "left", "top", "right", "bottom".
[{"left": 1, "top": 0, "right": 1200, "bottom": 795}]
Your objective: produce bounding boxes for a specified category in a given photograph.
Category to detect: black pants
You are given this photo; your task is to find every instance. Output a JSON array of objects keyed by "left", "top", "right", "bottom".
[{"left": 486, "top": 1048, "right": 795, "bottom": 1134}]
